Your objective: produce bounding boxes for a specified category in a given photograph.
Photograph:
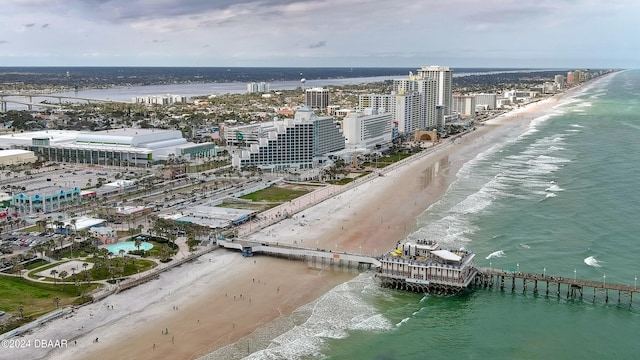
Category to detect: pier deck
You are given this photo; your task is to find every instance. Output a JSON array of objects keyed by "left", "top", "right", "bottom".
[
  {"left": 476, "top": 267, "right": 639, "bottom": 304},
  {"left": 217, "top": 239, "right": 381, "bottom": 269}
]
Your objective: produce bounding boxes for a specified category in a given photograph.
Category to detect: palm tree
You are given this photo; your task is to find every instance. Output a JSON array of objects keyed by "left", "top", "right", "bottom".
[
  {"left": 134, "top": 238, "right": 142, "bottom": 251},
  {"left": 59, "top": 270, "right": 68, "bottom": 289},
  {"left": 70, "top": 218, "right": 77, "bottom": 235},
  {"left": 50, "top": 269, "right": 58, "bottom": 284},
  {"left": 82, "top": 262, "right": 88, "bottom": 272},
  {"left": 46, "top": 216, "right": 53, "bottom": 234},
  {"left": 119, "top": 249, "right": 125, "bottom": 258},
  {"left": 36, "top": 219, "right": 47, "bottom": 232}
]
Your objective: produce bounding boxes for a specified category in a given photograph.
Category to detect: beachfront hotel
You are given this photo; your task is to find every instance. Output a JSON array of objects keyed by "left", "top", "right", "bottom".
[
  {"left": 415, "top": 65, "right": 454, "bottom": 116},
  {"left": 342, "top": 109, "right": 394, "bottom": 150},
  {"left": 231, "top": 107, "right": 345, "bottom": 170},
  {"left": 452, "top": 94, "right": 477, "bottom": 119},
  {"left": 0, "top": 128, "right": 216, "bottom": 167},
  {"left": 355, "top": 66, "right": 453, "bottom": 137}
]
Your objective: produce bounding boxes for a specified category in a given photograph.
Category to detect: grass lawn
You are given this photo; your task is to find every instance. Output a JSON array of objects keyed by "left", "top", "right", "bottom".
[
  {"left": 88, "top": 258, "right": 157, "bottom": 281},
  {"left": 19, "top": 225, "right": 41, "bottom": 233},
  {"left": 146, "top": 241, "right": 178, "bottom": 258},
  {"left": 27, "top": 260, "right": 69, "bottom": 280},
  {"left": 327, "top": 178, "right": 355, "bottom": 185},
  {"left": 25, "top": 259, "right": 49, "bottom": 270},
  {"left": 240, "top": 185, "right": 312, "bottom": 202},
  {"left": 0, "top": 275, "right": 99, "bottom": 333}
]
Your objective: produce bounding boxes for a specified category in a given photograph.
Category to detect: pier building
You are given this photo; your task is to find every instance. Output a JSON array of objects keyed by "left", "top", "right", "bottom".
[{"left": 377, "top": 240, "right": 477, "bottom": 295}]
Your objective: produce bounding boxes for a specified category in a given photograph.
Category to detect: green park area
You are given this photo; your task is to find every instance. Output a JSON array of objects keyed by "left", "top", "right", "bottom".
[
  {"left": 223, "top": 184, "right": 317, "bottom": 211},
  {"left": 240, "top": 184, "right": 313, "bottom": 202},
  {"left": 0, "top": 275, "right": 100, "bottom": 333}
]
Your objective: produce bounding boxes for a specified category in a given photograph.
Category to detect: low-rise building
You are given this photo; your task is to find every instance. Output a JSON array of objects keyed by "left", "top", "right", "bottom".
[{"left": 12, "top": 186, "right": 81, "bottom": 214}]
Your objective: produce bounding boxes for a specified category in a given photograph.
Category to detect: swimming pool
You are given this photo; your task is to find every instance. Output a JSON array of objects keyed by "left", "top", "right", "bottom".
[{"left": 106, "top": 241, "right": 153, "bottom": 254}]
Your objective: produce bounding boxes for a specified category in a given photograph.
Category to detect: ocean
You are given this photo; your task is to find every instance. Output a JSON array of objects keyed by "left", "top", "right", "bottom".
[{"left": 231, "top": 70, "right": 640, "bottom": 359}]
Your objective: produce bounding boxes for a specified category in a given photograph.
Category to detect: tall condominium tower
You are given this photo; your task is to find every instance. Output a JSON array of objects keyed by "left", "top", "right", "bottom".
[
  {"left": 305, "top": 88, "right": 330, "bottom": 112},
  {"left": 394, "top": 92, "right": 421, "bottom": 136},
  {"left": 358, "top": 94, "right": 395, "bottom": 114},
  {"left": 415, "top": 66, "right": 453, "bottom": 116},
  {"left": 393, "top": 78, "right": 437, "bottom": 130}
]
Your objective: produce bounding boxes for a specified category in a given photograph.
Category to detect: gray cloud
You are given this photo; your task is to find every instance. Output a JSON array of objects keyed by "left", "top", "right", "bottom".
[
  {"left": 24, "top": 23, "right": 35, "bottom": 27},
  {"left": 309, "top": 40, "right": 327, "bottom": 49},
  {"left": 0, "top": 40, "right": 7, "bottom": 44},
  {"left": 78, "top": 0, "right": 313, "bottom": 23},
  {"left": 41, "top": 23, "right": 49, "bottom": 28},
  {"left": 463, "top": 5, "right": 554, "bottom": 25}
]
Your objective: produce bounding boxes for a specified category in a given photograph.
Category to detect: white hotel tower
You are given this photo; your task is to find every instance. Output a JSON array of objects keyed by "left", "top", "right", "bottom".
[{"left": 415, "top": 66, "right": 453, "bottom": 116}]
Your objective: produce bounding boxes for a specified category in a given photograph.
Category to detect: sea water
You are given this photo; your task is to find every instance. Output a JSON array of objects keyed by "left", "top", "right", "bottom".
[{"left": 234, "top": 70, "right": 640, "bottom": 360}]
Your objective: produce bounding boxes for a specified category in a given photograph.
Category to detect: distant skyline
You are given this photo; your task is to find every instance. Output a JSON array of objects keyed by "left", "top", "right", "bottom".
[{"left": 1, "top": 0, "right": 637, "bottom": 69}]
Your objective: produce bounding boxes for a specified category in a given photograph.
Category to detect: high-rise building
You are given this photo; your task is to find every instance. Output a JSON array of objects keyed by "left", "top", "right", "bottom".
[
  {"left": 415, "top": 66, "right": 453, "bottom": 116},
  {"left": 305, "top": 88, "right": 330, "bottom": 112},
  {"left": 475, "top": 93, "right": 497, "bottom": 110},
  {"left": 247, "top": 82, "right": 269, "bottom": 93},
  {"left": 393, "top": 78, "right": 437, "bottom": 130},
  {"left": 231, "top": 107, "right": 345, "bottom": 170},
  {"left": 394, "top": 92, "right": 421, "bottom": 136},
  {"left": 452, "top": 95, "right": 476, "bottom": 118},
  {"left": 358, "top": 94, "right": 394, "bottom": 114}
]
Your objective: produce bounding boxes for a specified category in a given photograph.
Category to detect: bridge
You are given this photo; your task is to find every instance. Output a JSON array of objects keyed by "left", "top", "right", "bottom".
[
  {"left": 217, "top": 238, "right": 381, "bottom": 270},
  {"left": 475, "top": 267, "right": 639, "bottom": 304},
  {"left": 0, "top": 92, "right": 130, "bottom": 112}
]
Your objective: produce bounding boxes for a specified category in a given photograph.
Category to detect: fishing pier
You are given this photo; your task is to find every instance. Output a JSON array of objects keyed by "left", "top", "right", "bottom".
[
  {"left": 218, "top": 238, "right": 638, "bottom": 304},
  {"left": 475, "top": 267, "right": 640, "bottom": 304}
]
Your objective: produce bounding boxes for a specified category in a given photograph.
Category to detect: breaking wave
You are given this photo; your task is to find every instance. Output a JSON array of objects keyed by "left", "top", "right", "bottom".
[
  {"left": 486, "top": 250, "right": 506, "bottom": 259},
  {"left": 584, "top": 256, "right": 602, "bottom": 267}
]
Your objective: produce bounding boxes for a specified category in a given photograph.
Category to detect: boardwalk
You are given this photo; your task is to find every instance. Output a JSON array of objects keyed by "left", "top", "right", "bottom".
[{"left": 476, "top": 267, "right": 640, "bottom": 304}]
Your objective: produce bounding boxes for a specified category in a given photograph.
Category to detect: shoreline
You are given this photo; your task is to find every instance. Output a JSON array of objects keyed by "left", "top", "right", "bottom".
[{"left": 4, "top": 79, "right": 603, "bottom": 360}]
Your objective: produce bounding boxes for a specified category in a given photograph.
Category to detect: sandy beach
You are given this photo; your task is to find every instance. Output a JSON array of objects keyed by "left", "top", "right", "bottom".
[{"left": 5, "top": 87, "right": 581, "bottom": 360}]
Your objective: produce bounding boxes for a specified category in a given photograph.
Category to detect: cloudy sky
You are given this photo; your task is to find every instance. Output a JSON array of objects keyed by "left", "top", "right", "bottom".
[{"left": 1, "top": 0, "right": 637, "bottom": 68}]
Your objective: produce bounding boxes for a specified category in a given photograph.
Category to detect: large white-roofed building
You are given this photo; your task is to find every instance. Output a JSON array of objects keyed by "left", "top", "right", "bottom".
[
  {"left": 0, "top": 128, "right": 216, "bottom": 167},
  {"left": 159, "top": 205, "right": 255, "bottom": 229},
  {"left": 0, "top": 149, "right": 38, "bottom": 166}
]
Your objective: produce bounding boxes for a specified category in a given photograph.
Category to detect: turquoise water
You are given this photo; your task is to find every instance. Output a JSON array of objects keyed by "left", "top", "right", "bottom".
[
  {"left": 106, "top": 241, "right": 153, "bottom": 254},
  {"left": 239, "top": 70, "right": 640, "bottom": 359}
]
